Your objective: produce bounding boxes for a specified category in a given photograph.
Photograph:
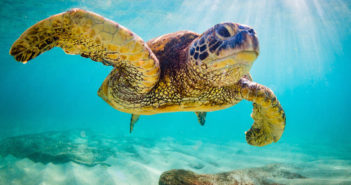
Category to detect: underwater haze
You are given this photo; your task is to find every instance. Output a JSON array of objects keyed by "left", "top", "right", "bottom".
[{"left": 0, "top": 0, "right": 351, "bottom": 184}]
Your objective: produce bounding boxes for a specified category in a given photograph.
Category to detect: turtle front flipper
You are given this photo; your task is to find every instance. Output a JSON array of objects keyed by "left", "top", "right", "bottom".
[
  {"left": 10, "top": 8, "right": 160, "bottom": 94},
  {"left": 238, "top": 78, "right": 286, "bottom": 146}
]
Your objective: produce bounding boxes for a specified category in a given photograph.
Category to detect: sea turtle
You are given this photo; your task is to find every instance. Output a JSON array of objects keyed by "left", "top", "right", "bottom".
[{"left": 10, "top": 9, "right": 285, "bottom": 146}]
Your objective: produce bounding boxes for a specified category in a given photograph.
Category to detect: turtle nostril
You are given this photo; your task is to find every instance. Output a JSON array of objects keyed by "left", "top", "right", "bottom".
[{"left": 248, "top": 29, "right": 255, "bottom": 35}]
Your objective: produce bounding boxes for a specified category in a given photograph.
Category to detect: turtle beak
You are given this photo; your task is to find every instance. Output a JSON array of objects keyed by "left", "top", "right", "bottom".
[
  {"left": 247, "top": 28, "right": 259, "bottom": 56},
  {"left": 216, "top": 25, "right": 259, "bottom": 59}
]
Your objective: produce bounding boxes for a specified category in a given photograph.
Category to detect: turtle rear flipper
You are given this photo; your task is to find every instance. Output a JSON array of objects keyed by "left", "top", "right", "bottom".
[
  {"left": 130, "top": 114, "right": 140, "bottom": 133},
  {"left": 10, "top": 8, "right": 160, "bottom": 94},
  {"left": 195, "top": 112, "right": 207, "bottom": 126},
  {"left": 238, "top": 78, "right": 286, "bottom": 146}
]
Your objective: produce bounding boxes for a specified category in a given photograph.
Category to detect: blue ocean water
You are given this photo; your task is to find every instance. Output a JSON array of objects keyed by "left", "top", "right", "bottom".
[{"left": 0, "top": 0, "right": 351, "bottom": 184}]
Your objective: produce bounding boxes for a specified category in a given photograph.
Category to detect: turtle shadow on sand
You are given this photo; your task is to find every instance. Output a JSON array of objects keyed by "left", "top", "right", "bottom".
[
  {"left": 159, "top": 164, "right": 306, "bottom": 185},
  {"left": 0, "top": 130, "right": 115, "bottom": 167}
]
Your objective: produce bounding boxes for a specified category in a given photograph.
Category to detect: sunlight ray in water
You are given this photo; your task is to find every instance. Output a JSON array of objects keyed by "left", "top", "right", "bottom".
[{"left": 133, "top": 0, "right": 351, "bottom": 88}]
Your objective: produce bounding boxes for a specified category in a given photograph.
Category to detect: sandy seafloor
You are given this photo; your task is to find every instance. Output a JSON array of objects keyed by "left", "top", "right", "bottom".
[{"left": 0, "top": 130, "right": 350, "bottom": 185}]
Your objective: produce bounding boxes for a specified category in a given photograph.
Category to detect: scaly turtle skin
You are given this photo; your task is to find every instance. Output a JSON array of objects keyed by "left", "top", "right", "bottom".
[{"left": 10, "top": 9, "right": 286, "bottom": 146}]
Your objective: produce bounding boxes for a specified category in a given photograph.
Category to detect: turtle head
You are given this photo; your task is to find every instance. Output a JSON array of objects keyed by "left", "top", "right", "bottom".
[{"left": 188, "top": 23, "right": 259, "bottom": 86}]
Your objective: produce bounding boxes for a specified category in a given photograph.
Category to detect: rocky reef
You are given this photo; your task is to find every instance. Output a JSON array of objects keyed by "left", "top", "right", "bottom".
[{"left": 159, "top": 164, "right": 305, "bottom": 185}]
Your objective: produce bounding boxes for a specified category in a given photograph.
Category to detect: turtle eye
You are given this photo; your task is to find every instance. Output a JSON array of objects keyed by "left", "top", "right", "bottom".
[
  {"left": 215, "top": 25, "right": 234, "bottom": 39},
  {"left": 217, "top": 26, "right": 230, "bottom": 37}
]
